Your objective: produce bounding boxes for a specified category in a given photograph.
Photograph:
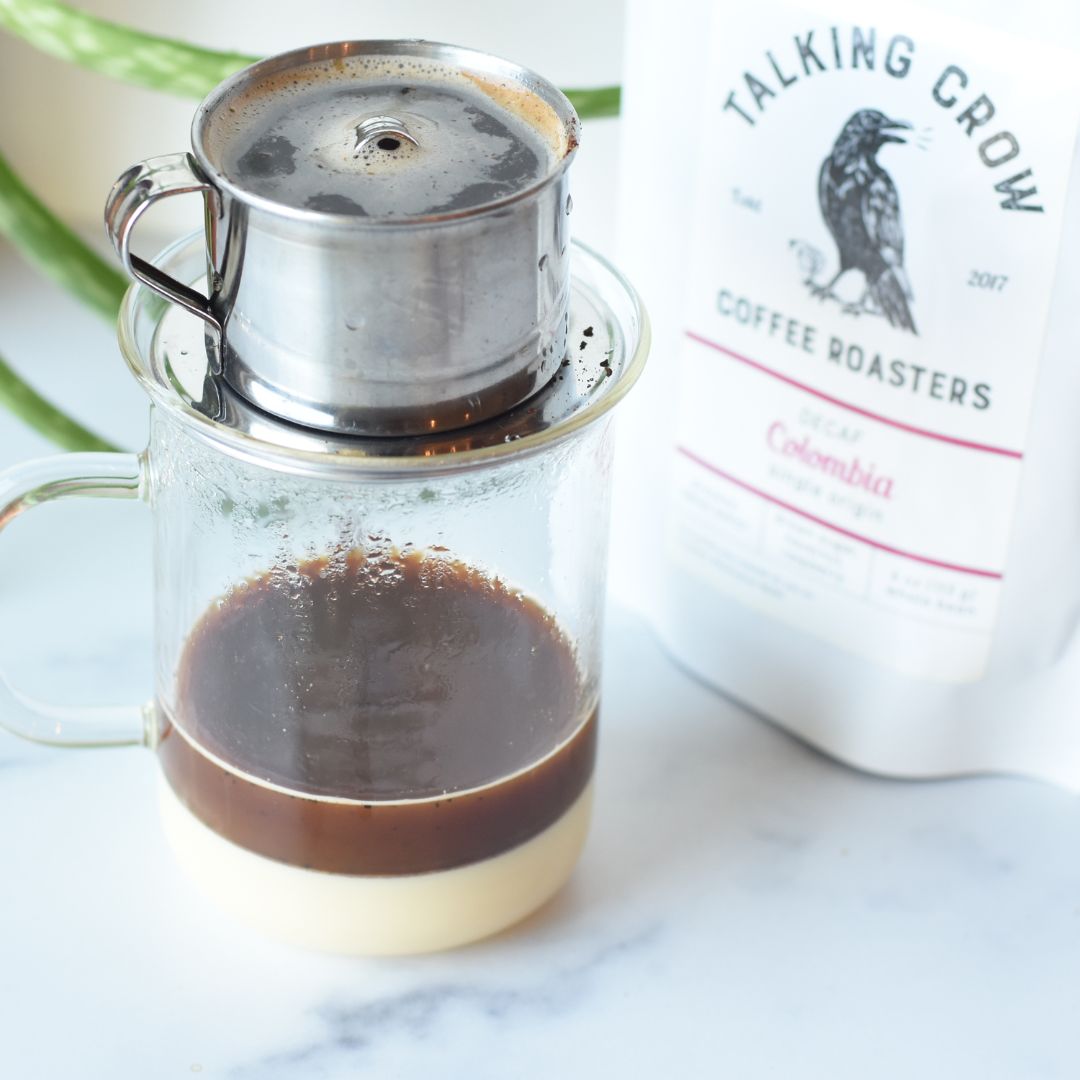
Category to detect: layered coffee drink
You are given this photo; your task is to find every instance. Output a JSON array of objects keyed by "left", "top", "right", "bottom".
[{"left": 157, "top": 547, "right": 596, "bottom": 953}]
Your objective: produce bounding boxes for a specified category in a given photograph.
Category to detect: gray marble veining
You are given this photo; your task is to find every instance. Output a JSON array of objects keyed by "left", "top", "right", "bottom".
[{"left": 234, "top": 927, "right": 661, "bottom": 1078}]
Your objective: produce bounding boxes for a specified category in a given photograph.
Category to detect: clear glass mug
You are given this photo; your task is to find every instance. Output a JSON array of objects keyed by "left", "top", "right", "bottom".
[{"left": 0, "top": 235, "right": 647, "bottom": 955}]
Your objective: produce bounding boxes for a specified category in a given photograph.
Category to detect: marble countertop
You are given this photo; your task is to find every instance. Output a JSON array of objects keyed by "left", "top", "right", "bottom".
[{"left": 1, "top": 250, "right": 1078, "bottom": 1079}]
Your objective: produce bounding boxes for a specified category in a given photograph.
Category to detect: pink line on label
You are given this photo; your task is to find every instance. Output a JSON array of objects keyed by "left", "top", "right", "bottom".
[
  {"left": 677, "top": 445, "right": 1004, "bottom": 580},
  {"left": 684, "top": 330, "right": 1024, "bottom": 460}
]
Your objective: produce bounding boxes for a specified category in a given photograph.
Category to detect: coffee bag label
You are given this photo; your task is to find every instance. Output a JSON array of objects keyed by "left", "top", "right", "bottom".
[{"left": 670, "top": 0, "right": 1080, "bottom": 681}]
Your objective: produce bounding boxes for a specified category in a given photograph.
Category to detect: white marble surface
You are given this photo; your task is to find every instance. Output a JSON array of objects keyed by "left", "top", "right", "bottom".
[{"left": 2, "top": 250, "right": 1080, "bottom": 1079}]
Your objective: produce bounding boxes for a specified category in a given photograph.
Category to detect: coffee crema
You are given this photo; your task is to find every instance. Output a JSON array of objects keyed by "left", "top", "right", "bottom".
[
  {"left": 159, "top": 549, "right": 595, "bottom": 875},
  {"left": 203, "top": 52, "right": 566, "bottom": 218}
]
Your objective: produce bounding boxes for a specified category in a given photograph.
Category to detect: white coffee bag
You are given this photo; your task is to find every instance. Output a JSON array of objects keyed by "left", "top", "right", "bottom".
[{"left": 615, "top": 0, "right": 1080, "bottom": 787}]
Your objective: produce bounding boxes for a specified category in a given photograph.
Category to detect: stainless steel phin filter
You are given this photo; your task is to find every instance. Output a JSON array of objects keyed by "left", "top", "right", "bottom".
[{"left": 105, "top": 41, "right": 579, "bottom": 436}]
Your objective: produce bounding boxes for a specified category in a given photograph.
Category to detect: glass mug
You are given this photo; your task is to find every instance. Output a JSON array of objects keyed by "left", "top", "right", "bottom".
[{"left": 0, "top": 235, "right": 648, "bottom": 954}]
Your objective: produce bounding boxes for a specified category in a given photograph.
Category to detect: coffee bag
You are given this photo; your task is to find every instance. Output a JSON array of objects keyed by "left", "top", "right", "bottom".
[{"left": 616, "top": 0, "right": 1080, "bottom": 786}]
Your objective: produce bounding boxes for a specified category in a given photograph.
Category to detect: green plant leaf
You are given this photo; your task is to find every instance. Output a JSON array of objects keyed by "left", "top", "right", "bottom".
[
  {"left": 564, "top": 84, "right": 621, "bottom": 120},
  {"left": 0, "top": 0, "right": 256, "bottom": 98},
  {"left": 0, "top": 0, "right": 622, "bottom": 117},
  {"left": 0, "top": 146, "right": 124, "bottom": 451},
  {"left": 0, "top": 148, "right": 127, "bottom": 321},
  {"left": 0, "top": 350, "right": 119, "bottom": 452}
]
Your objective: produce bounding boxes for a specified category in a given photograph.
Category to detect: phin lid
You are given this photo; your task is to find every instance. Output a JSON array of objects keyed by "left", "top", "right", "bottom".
[{"left": 186, "top": 41, "right": 580, "bottom": 437}]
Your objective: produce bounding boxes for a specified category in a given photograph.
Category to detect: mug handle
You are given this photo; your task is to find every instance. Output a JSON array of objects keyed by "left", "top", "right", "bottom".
[
  {"left": 104, "top": 152, "right": 223, "bottom": 334},
  {"left": 0, "top": 452, "right": 150, "bottom": 748}
]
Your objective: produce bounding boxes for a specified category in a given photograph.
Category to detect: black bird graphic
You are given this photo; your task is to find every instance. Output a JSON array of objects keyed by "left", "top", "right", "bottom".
[{"left": 814, "top": 109, "right": 916, "bottom": 334}]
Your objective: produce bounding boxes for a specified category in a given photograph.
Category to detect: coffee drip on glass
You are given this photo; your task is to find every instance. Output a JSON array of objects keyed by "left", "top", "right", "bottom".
[{"left": 0, "top": 40, "right": 648, "bottom": 954}]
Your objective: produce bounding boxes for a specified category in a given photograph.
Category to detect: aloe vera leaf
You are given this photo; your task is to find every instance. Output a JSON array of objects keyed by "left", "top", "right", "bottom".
[
  {"left": 564, "top": 84, "right": 621, "bottom": 120},
  {"left": 0, "top": 350, "right": 119, "bottom": 452},
  {"left": 0, "top": 0, "right": 257, "bottom": 98},
  {"left": 0, "top": 148, "right": 127, "bottom": 321},
  {"left": 0, "top": 0, "right": 622, "bottom": 117}
]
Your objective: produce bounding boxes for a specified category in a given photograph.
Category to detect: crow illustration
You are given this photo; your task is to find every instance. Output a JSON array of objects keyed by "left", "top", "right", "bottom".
[{"left": 813, "top": 109, "right": 916, "bottom": 334}]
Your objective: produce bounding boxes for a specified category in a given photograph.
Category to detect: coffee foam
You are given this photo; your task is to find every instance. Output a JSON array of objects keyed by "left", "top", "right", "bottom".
[{"left": 198, "top": 51, "right": 571, "bottom": 219}]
